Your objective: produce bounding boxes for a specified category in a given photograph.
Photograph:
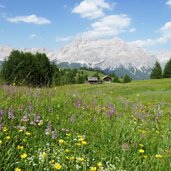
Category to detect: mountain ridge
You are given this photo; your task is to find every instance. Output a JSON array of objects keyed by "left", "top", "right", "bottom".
[{"left": 0, "top": 38, "right": 170, "bottom": 79}]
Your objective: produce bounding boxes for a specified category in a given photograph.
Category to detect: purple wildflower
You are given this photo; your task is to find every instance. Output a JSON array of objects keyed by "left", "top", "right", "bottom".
[
  {"left": 34, "top": 113, "right": 41, "bottom": 123},
  {"left": 21, "top": 111, "right": 30, "bottom": 122},
  {"left": 0, "top": 107, "right": 5, "bottom": 117},
  {"left": 0, "top": 123, "right": 2, "bottom": 132},
  {"left": 51, "top": 131, "right": 58, "bottom": 139},
  {"left": 8, "top": 106, "right": 14, "bottom": 119},
  {"left": 45, "top": 123, "right": 52, "bottom": 135},
  {"left": 106, "top": 103, "right": 115, "bottom": 119}
]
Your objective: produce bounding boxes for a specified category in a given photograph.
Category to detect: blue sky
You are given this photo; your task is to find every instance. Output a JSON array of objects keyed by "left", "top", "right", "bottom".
[{"left": 0, "top": 0, "right": 171, "bottom": 52}]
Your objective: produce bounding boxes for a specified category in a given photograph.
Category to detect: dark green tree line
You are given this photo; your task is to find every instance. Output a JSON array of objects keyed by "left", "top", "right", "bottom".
[
  {"left": 1, "top": 50, "right": 54, "bottom": 86},
  {"left": 150, "top": 59, "right": 171, "bottom": 79},
  {"left": 0, "top": 50, "right": 89, "bottom": 86}
]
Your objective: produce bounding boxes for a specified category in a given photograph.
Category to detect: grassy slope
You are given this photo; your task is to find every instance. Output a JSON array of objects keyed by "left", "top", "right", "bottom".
[
  {"left": 0, "top": 79, "right": 171, "bottom": 171},
  {"left": 79, "top": 69, "right": 105, "bottom": 78},
  {"left": 58, "top": 79, "right": 171, "bottom": 103}
]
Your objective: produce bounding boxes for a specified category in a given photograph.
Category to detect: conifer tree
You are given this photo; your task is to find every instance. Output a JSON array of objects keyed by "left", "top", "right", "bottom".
[
  {"left": 123, "top": 74, "right": 131, "bottom": 83},
  {"left": 163, "top": 59, "right": 171, "bottom": 78},
  {"left": 150, "top": 61, "right": 162, "bottom": 79}
]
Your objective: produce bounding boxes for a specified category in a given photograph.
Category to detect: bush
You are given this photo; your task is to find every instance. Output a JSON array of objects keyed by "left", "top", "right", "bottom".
[{"left": 123, "top": 74, "right": 131, "bottom": 83}]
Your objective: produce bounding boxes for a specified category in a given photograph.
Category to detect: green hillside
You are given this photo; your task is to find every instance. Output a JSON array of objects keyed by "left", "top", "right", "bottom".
[{"left": 79, "top": 69, "right": 105, "bottom": 78}]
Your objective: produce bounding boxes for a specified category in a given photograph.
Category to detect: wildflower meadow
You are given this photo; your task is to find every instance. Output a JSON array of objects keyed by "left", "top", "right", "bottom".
[{"left": 0, "top": 79, "right": 171, "bottom": 171}]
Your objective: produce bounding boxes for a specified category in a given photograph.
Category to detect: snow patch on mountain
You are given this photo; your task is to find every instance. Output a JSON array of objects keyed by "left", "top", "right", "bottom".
[
  {"left": 0, "top": 45, "right": 13, "bottom": 61},
  {"left": 54, "top": 38, "right": 157, "bottom": 70},
  {"left": 0, "top": 38, "right": 170, "bottom": 79},
  {"left": 155, "top": 50, "right": 171, "bottom": 67}
]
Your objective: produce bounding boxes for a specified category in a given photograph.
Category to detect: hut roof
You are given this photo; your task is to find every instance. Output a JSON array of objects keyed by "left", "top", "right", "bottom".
[{"left": 103, "top": 75, "right": 112, "bottom": 79}]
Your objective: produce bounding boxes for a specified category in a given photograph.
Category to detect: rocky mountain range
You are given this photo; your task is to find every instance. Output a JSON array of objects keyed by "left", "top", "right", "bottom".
[{"left": 0, "top": 38, "right": 171, "bottom": 79}]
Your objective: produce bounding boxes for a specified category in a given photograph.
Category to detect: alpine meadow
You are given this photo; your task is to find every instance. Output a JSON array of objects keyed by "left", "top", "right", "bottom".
[
  {"left": 1, "top": 0, "right": 171, "bottom": 171},
  {"left": 0, "top": 79, "right": 171, "bottom": 171}
]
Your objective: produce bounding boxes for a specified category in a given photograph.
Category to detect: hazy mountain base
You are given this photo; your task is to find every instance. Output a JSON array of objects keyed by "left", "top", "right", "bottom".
[{"left": 57, "top": 62, "right": 152, "bottom": 80}]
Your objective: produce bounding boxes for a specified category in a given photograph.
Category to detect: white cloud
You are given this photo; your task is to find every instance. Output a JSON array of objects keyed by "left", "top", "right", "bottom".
[
  {"left": 7, "top": 14, "right": 51, "bottom": 25},
  {"left": 56, "top": 36, "right": 73, "bottom": 42},
  {"left": 160, "top": 21, "right": 171, "bottom": 34},
  {"left": 0, "top": 4, "right": 6, "bottom": 8},
  {"left": 81, "top": 14, "right": 132, "bottom": 38},
  {"left": 166, "top": 0, "right": 171, "bottom": 7},
  {"left": 29, "top": 34, "right": 38, "bottom": 39},
  {"left": 72, "top": 0, "right": 113, "bottom": 19},
  {"left": 130, "top": 21, "right": 171, "bottom": 47}
]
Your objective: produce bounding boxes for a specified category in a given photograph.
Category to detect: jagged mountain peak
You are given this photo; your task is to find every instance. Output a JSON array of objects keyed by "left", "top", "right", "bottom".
[{"left": 55, "top": 38, "right": 157, "bottom": 70}]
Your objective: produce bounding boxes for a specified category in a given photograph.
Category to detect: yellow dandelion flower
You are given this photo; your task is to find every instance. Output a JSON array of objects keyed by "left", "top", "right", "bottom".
[
  {"left": 139, "top": 149, "right": 145, "bottom": 154},
  {"left": 3, "top": 127, "right": 8, "bottom": 132},
  {"left": 81, "top": 141, "right": 87, "bottom": 145},
  {"left": 20, "top": 153, "right": 27, "bottom": 159},
  {"left": 78, "top": 138, "right": 84, "bottom": 142},
  {"left": 78, "top": 135, "right": 83, "bottom": 138},
  {"left": 17, "top": 145, "right": 24, "bottom": 150},
  {"left": 97, "top": 162, "right": 102, "bottom": 167},
  {"left": 143, "top": 155, "right": 148, "bottom": 159},
  {"left": 58, "top": 139, "right": 65, "bottom": 144},
  {"left": 38, "top": 121, "right": 43, "bottom": 126},
  {"left": 14, "top": 168, "right": 21, "bottom": 171},
  {"left": 49, "top": 160, "right": 55, "bottom": 164},
  {"left": 54, "top": 163, "right": 62, "bottom": 170},
  {"left": 65, "top": 149, "right": 70, "bottom": 153},
  {"left": 5, "top": 136, "right": 11, "bottom": 140},
  {"left": 155, "top": 154, "right": 162, "bottom": 159},
  {"left": 0, "top": 140, "right": 2, "bottom": 144},
  {"left": 42, "top": 152, "right": 47, "bottom": 158},
  {"left": 69, "top": 156, "right": 74, "bottom": 161},
  {"left": 90, "top": 167, "right": 97, "bottom": 171},
  {"left": 77, "top": 157, "right": 84, "bottom": 162},
  {"left": 18, "top": 129, "right": 23, "bottom": 133},
  {"left": 25, "top": 132, "right": 31, "bottom": 136}
]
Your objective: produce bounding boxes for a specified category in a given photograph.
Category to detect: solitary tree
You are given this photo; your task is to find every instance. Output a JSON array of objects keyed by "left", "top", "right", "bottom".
[
  {"left": 163, "top": 58, "right": 171, "bottom": 78},
  {"left": 150, "top": 61, "right": 162, "bottom": 79}
]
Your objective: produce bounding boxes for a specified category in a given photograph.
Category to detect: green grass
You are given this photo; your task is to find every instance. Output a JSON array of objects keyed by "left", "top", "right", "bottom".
[
  {"left": 79, "top": 69, "right": 105, "bottom": 78},
  {"left": 0, "top": 79, "right": 171, "bottom": 171}
]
